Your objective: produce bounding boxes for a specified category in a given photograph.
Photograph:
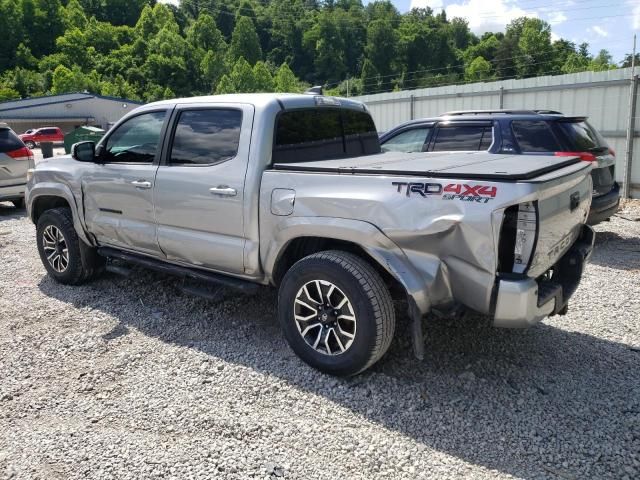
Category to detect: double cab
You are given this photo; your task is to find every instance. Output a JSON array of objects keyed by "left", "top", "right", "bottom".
[{"left": 26, "top": 94, "right": 595, "bottom": 376}]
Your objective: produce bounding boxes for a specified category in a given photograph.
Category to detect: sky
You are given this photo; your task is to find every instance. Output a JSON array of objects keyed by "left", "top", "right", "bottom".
[
  {"left": 160, "top": 0, "right": 638, "bottom": 63},
  {"left": 378, "top": 0, "right": 637, "bottom": 63}
]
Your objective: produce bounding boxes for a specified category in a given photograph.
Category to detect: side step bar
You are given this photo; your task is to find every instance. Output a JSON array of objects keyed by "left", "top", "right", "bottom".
[{"left": 97, "top": 247, "right": 259, "bottom": 295}]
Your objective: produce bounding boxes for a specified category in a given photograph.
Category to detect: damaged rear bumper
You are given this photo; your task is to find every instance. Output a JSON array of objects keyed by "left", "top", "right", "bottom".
[{"left": 493, "top": 225, "right": 595, "bottom": 328}]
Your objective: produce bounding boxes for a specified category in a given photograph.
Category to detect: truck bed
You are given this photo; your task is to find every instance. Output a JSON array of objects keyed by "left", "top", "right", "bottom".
[{"left": 272, "top": 151, "right": 581, "bottom": 181}]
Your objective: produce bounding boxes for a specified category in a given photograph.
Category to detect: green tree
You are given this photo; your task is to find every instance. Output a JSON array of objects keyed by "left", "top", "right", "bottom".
[
  {"left": 274, "top": 63, "right": 300, "bottom": 92},
  {"left": 216, "top": 57, "right": 256, "bottom": 93},
  {"left": 365, "top": 19, "right": 398, "bottom": 79},
  {"left": 29, "top": 0, "right": 66, "bottom": 58},
  {"left": 303, "top": 10, "right": 346, "bottom": 83},
  {"left": 561, "top": 52, "right": 590, "bottom": 74},
  {"left": 187, "top": 14, "right": 226, "bottom": 52},
  {"left": 63, "top": 0, "right": 88, "bottom": 29},
  {"left": 51, "top": 65, "right": 86, "bottom": 94},
  {"left": 253, "top": 61, "right": 275, "bottom": 91},
  {"left": 15, "top": 43, "right": 37, "bottom": 69},
  {"left": 56, "top": 28, "right": 92, "bottom": 69},
  {"left": 621, "top": 53, "right": 640, "bottom": 68},
  {"left": 0, "top": 0, "right": 25, "bottom": 71},
  {"left": 0, "top": 86, "right": 20, "bottom": 100},
  {"left": 516, "top": 18, "right": 553, "bottom": 77},
  {"left": 465, "top": 56, "right": 493, "bottom": 82},
  {"left": 201, "top": 50, "right": 228, "bottom": 93},
  {"left": 228, "top": 16, "right": 262, "bottom": 65},
  {"left": 360, "top": 58, "right": 380, "bottom": 94},
  {"left": 590, "top": 50, "right": 614, "bottom": 71}
]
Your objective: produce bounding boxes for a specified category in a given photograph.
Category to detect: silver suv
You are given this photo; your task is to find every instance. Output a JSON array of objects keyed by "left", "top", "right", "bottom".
[{"left": 0, "top": 123, "right": 34, "bottom": 208}]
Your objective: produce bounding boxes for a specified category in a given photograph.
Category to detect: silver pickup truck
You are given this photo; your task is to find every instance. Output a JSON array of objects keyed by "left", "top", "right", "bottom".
[{"left": 26, "top": 93, "right": 595, "bottom": 376}]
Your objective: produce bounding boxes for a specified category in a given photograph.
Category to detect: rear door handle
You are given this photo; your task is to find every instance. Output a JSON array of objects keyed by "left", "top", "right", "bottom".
[
  {"left": 131, "top": 180, "right": 152, "bottom": 189},
  {"left": 209, "top": 186, "right": 237, "bottom": 197}
]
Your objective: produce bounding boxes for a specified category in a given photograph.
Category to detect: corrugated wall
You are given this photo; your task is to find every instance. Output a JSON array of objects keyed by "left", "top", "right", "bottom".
[{"left": 353, "top": 68, "right": 640, "bottom": 198}]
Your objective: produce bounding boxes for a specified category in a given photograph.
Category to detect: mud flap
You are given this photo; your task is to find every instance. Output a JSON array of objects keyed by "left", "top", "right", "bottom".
[{"left": 408, "top": 298, "right": 425, "bottom": 360}]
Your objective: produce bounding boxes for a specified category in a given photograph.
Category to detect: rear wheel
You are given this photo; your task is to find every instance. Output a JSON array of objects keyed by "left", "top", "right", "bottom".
[
  {"left": 25, "top": 141, "right": 36, "bottom": 149},
  {"left": 36, "top": 208, "right": 104, "bottom": 285},
  {"left": 278, "top": 251, "right": 395, "bottom": 376}
]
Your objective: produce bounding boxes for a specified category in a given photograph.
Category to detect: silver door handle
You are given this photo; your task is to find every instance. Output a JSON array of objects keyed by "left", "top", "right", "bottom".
[
  {"left": 209, "top": 186, "right": 237, "bottom": 197},
  {"left": 131, "top": 180, "right": 152, "bottom": 189}
]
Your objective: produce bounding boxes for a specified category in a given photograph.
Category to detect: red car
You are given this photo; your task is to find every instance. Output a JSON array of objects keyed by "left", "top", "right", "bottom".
[{"left": 19, "top": 127, "right": 64, "bottom": 149}]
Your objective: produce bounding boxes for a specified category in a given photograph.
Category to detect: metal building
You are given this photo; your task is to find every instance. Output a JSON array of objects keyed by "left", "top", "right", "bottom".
[
  {"left": 0, "top": 92, "right": 144, "bottom": 134},
  {"left": 353, "top": 68, "right": 640, "bottom": 198}
]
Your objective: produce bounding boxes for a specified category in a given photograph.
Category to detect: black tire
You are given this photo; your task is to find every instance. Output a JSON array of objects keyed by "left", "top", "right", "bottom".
[
  {"left": 278, "top": 250, "right": 395, "bottom": 376},
  {"left": 11, "top": 198, "right": 25, "bottom": 209},
  {"left": 36, "top": 207, "right": 104, "bottom": 285},
  {"left": 25, "top": 141, "right": 36, "bottom": 149}
]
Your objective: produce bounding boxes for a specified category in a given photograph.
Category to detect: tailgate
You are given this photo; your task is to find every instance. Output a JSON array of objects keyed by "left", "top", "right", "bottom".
[{"left": 512, "top": 162, "right": 592, "bottom": 278}]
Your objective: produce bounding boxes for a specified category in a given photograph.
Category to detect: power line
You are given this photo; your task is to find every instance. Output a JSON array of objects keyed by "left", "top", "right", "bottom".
[
  {"left": 188, "top": 1, "right": 622, "bottom": 23},
  {"left": 344, "top": 45, "right": 611, "bottom": 89}
]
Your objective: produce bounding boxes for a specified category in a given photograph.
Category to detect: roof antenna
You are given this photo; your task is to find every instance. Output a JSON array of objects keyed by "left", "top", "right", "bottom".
[{"left": 305, "top": 86, "right": 323, "bottom": 95}]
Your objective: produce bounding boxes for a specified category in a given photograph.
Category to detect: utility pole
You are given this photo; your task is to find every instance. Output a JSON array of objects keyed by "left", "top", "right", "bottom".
[
  {"left": 346, "top": 78, "right": 350, "bottom": 97},
  {"left": 623, "top": 34, "right": 637, "bottom": 199}
]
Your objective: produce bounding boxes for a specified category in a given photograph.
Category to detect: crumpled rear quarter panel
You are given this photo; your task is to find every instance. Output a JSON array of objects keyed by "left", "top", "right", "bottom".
[
  {"left": 260, "top": 172, "right": 525, "bottom": 314},
  {"left": 261, "top": 164, "right": 591, "bottom": 316}
]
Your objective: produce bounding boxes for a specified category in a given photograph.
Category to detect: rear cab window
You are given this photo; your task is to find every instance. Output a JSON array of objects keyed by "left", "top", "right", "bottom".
[
  {"left": 430, "top": 124, "right": 493, "bottom": 151},
  {"left": 272, "top": 108, "right": 380, "bottom": 163}
]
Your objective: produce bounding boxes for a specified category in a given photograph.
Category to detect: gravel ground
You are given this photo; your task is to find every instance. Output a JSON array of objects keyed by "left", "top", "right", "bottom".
[{"left": 0, "top": 201, "right": 639, "bottom": 480}]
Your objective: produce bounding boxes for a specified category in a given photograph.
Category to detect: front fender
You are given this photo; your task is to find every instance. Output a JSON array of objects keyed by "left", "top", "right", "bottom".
[
  {"left": 262, "top": 216, "right": 433, "bottom": 315},
  {"left": 27, "top": 182, "right": 93, "bottom": 246}
]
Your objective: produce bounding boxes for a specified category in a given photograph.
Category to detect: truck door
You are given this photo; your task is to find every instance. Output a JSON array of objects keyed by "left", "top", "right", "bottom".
[
  {"left": 153, "top": 103, "right": 254, "bottom": 275},
  {"left": 82, "top": 109, "right": 170, "bottom": 256}
]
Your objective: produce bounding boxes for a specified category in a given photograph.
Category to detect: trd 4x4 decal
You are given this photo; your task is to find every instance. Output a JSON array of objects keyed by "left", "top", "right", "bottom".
[
  {"left": 392, "top": 181, "right": 497, "bottom": 203},
  {"left": 392, "top": 182, "right": 442, "bottom": 197},
  {"left": 442, "top": 183, "right": 497, "bottom": 203}
]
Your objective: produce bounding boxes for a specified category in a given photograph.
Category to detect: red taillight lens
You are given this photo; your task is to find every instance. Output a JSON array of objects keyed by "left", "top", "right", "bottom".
[
  {"left": 554, "top": 151, "right": 597, "bottom": 162},
  {"left": 6, "top": 146, "right": 33, "bottom": 160}
]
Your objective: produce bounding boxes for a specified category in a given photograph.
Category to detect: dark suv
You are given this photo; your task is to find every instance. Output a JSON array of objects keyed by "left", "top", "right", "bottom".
[{"left": 379, "top": 109, "right": 619, "bottom": 224}]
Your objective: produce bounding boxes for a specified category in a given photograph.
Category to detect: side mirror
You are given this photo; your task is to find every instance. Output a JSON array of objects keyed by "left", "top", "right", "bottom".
[{"left": 71, "top": 141, "right": 96, "bottom": 162}]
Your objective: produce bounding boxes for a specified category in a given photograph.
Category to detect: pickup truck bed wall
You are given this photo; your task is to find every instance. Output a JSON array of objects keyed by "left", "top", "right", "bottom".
[
  {"left": 273, "top": 151, "right": 581, "bottom": 181},
  {"left": 262, "top": 155, "right": 592, "bottom": 316}
]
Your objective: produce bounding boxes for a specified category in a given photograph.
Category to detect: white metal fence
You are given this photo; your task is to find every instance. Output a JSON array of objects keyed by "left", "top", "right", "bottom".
[{"left": 353, "top": 68, "right": 640, "bottom": 198}]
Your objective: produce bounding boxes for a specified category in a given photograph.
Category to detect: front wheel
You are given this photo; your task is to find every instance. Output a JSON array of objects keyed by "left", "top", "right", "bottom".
[
  {"left": 278, "top": 251, "right": 395, "bottom": 376},
  {"left": 36, "top": 207, "right": 104, "bottom": 285}
]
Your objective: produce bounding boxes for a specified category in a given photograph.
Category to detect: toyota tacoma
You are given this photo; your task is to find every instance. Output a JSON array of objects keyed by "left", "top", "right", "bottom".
[{"left": 26, "top": 93, "right": 595, "bottom": 376}]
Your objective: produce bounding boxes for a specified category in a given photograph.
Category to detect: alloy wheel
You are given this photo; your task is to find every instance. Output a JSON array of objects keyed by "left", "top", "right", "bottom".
[
  {"left": 293, "top": 280, "right": 357, "bottom": 356},
  {"left": 42, "top": 225, "right": 69, "bottom": 273}
]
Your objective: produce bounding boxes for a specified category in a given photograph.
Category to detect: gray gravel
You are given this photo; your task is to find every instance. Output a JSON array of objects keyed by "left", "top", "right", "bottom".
[{"left": 1, "top": 200, "right": 639, "bottom": 480}]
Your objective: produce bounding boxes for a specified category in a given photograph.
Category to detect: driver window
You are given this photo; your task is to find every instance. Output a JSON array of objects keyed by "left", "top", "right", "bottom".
[{"left": 103, "top": 111, "right": 166, "bottom": 163}]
